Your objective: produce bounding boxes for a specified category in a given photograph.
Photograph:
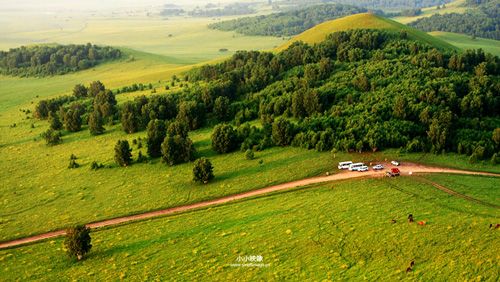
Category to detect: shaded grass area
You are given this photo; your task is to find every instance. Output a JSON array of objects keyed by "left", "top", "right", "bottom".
[{"left": 0, "top": 176, "right": 498, "bottom": 280}]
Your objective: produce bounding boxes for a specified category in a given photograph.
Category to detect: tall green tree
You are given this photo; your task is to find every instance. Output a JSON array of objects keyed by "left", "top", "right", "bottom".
[
  {"left": 211, "top": 124, "right": 238, "bottom": 153},
  {"left": 272, "top": 117, "right": 294, "bottom": 146},
  {"left": 88, "top": 81, "right": 105, "bottom": 97},
  {"left": 48, "top": 111, "right": 62, "bottom": 130},
  {"left": 147, "top": 119, "right": 166, "bottom": 158},
  {"left": 72, "top": 84, "right": 88, "bottom": 98},
  {"left": 161, "top": 135, "right": 196, "bottom": 166},
  {"left": 114, "top": 140, "right": 132, "bottom": 167},
  {"left": 88, "top": 110, "right": 105, "bottom": 135},
  {"left": 192, "top": 158, "right": 214, "bottom": 183}
]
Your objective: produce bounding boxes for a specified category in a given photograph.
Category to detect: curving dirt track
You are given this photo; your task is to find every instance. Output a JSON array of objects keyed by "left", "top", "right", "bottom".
[{"left": 1, "top": 162, "right": 498, "bottom": 250}]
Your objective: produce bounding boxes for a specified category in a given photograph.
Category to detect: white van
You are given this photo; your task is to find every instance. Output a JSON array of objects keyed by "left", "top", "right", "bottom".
[
  {"left": 349, "top": 162, "right": 365, "bottom": 171},
  {"left": 338, "top": 161, "right": 353, "bottom": 170}
]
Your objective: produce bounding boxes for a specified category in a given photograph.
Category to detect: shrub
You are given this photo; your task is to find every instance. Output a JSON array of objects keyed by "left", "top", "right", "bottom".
[
  {"left": 41, "top": 128, "right": 62, "bottom": 146},
  {"left": 192, "top": 158, "right": 214, "bottom": 183},
  {"left": 245, "top": 149, "right": 255, "bottom": 160},
  {"left": 64, "top": 225, "right": 92, "bottom": 261},
  {"left": 114, "top": 140, "right": 132, "bottom": 167},
  {"left": 211, "top": 124, "right": 238, "bottom": 153}
]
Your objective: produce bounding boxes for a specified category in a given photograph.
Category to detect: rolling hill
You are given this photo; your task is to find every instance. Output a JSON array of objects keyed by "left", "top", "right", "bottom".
[{"left": 276, "top": 13, "right": 457, "bottom": 51}]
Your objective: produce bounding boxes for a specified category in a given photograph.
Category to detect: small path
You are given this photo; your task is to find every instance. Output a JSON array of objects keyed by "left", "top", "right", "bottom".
[{"left": 1, "top": 162, "right": 498, "bottom": 250}]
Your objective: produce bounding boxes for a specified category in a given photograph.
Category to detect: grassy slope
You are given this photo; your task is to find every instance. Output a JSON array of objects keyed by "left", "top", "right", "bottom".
[
  {"left": 1, "top": 175, "right": 498, "bottom": 280},
  {"left": 393, "top": 0, "right": 467, "bottom": 24},
  {"left": 429, "top": 31, "right": 500, "bottom": 57},
  {"left": 276, "top": 13, "right": 457, "bottom": 52}
]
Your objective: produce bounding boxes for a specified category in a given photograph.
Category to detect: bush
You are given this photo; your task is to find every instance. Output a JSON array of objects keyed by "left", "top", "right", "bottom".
[
  {"left": 161, "top": 135, "right": 196, "bottom": 166},
  {"left": 90, "top": 161, "right": 104, "bottom": 170},
  {"left": 41, "top": 128, "right": 62, "bottom": 146},
  {"left": 245, "top": 149, "right": 255, "bottom": 160},
  {"left": 114, "top": 140, "right": 132, "bottom": 167},
  {"left": 211, "top": 124, "right": 238, "bottom": 154},
  {"left": 192, "top": 158, "right": 214, "bottom": 183},
  {"left": 64, "top": 225, "right": 92, "bottom": 261}
]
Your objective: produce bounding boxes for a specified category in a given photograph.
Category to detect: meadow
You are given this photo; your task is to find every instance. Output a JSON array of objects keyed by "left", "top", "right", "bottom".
[
  {"left": 428, "top": 31, "right": 500, "bottom": 57},
  {"left": 392, "top": 0, "right": 467, "bottom": 24},
  {"left": 0, "top": 174, "right": 498, "bottom": 280}
]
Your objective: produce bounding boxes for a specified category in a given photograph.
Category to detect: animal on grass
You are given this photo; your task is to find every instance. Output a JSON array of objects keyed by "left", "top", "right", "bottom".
[{"left": 408, "top": 214, "right": 414, "bottom": 223}]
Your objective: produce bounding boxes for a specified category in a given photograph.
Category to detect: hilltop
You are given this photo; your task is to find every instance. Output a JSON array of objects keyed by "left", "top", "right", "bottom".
[{"left": 276, "top": 13, "right": 457, "bottom": 51}]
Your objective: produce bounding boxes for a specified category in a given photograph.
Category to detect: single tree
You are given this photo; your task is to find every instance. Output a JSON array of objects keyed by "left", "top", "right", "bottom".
[
  {"left": 88, "top": 110, "right": 105, "bottom": 135},
  {"left": 192, "top": 158, "right": 214, "bottom": 183},
  {"left": 147, "top": 119, "right": 166, "bottom": 158},
  {"left": 211, "top": 124, "right": 238, "bottom": 153},
  {"left": 64, "top": 225, "right": 92, "bottom": 261},
  {"left": 114, "top": 140, "right": 132, "bottom": 167},
  {"left": 72, "top": 84, "right": 88, "bottom": 98},
  {"left": 48, "top": 111, "right": 62, "bottom": 130}
]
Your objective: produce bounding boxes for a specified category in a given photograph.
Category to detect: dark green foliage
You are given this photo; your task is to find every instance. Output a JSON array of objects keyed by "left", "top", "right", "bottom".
[
  {"left": 114, "top": 140, "right": 132, "bottom": 167},
  {"left": 88, "top": 81, "right": 105, "bottom": 97},
  {"left": 189, "top": 3, "right": 255, "bottom": 17},
  {"left": 90, "top": 161, "right": 104, "bottom": 170},
  {"left": 272, "top": 117, "right": 295, "bottom": 146},
  {"left": 192, "top": 158, "right": 214, "bottom": 183},
  {"left": 61, "top": 104, "right": 84, "bottom": 132},
  {"left": 410, "top": 1, "right": 500, "bottom": 40},
  {"left": 400, "top": 8, "right": 422, "bottom": 17},
  {"left": 88, "top": 110, "right": 105, "bottom": 135},
  {"left": 211, "top": 124, "right": 238, "bottom": 154},
  {"left": 35, "top": 96, "right": 75, "bottom": 119},
  {"left": 0, "top": 44, "right": 120, "bottom": 77},
  {"left": 208, "top": 4, "right": 370, "bottom": 37},
  {"left": 147, "top": 119, "right": 166, "bottom": 158},
  {"left": 136, "top": 151, "right": 147, "bottom": 163},
  {"left": 177, "top": 101, "right": 205, "bottom": 130},
  {"left": 213, "top": 96, "right": 231, "bottom": 121},
  {"left": 120, "top": 101, "right": 141, "bottom": 134},
  {"left": 167, "top": 120, "right": 189, "bottom": 138},
  {"left": 490, "top": 153, "right": 499, "bottom": 164},
  {"left": 72, "top": 84, "right": 88, "bottom": 98},
  {"left": 93, "top": 89, "right": 117, "bottom": 122},
  {"left": 48, "top": 111, "right": 62, "bottom": 130},
  {"left": 161, "top": 135, "right": 196, "bottom": 166},
  {"left": 245, "top": 149, "right": 255, "bottom": 160},
  {"left": 64, "top": 225, "right": 92, "bottom": 261},
  {"left": 41, "top": 128, "right": 62, "bottom": 146},
  {"left": 493, "top": 128, "right": 500, "bottom": 145}
]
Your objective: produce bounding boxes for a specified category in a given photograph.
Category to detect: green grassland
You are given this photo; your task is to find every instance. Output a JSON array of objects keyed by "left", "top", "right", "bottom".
[
  {"left": 276, "top": 13, "right": 457, "bottom": 51},
  {"left": 429, "top": 31, "right": 500, "bottom": 57},
  {"left": 393, "top": 0, "right": 467, "bottom": 24},
  {"left": 1, "top": 175, "right": 498, "bottom": 280}
]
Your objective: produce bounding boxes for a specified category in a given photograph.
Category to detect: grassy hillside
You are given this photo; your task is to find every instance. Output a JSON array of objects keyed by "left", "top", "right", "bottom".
[
  {"left": 276, "top": 13, "right": 457, "bottom": 51},
  {"left": 1, "top": 174, "right": 498, "bottom": 280},
  {"left": 429, "top": 31, "right": 500, "bottom": 57},
  {"left": 393, "top": 0, "right": 467, "bottom": 24}
]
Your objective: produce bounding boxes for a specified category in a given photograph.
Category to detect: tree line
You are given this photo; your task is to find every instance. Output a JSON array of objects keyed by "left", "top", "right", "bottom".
[
  {"left": 208, "top": 4, "right": 373, "bottom": 37},
  {"left": 409, "top": 0, "right": 500, "bottom": 40},
  {"left": 0, "top": 43, "right": 121, "bottom": 77}
]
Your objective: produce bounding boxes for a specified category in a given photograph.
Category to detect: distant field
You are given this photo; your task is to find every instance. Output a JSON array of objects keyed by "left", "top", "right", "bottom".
[
  {"left": 429, "top": 32, "right": 500, "bottom": 57},
  {"left": 0, "top": 12, "right": 283, "bottom": 62},
  {"left": 276, "top": 13, "right": 457, "bottom": 51},
  {"left": 393, "top": 0, "right": 467, "bottom": 24},
  {"left": 1, "top": 175, "right": 498, "bottom": 280}
]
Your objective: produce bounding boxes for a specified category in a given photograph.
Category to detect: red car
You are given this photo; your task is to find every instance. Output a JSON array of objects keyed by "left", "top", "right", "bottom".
[{"left": 386, "top": 168, "right": 401, "bottom": 177}]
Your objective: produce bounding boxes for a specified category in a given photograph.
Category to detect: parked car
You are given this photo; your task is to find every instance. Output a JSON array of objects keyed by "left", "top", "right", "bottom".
[
  {"left": 372, "top": 164, "right": 384, "bottom": 170},
  {"left": 338, "top": 161, "right": 353, "bottom": 170},
  {"left": 349, "top": 162, "right": 365, "bottom": 171},
  {"left": 358, "top": 165, "right": 369, "bottom": 172},
  {"left": 386, "top": 168, "right": 401, "bottom": 177},
  {"left": 391, "top": 160, "right": 400, "bottom": 166}
]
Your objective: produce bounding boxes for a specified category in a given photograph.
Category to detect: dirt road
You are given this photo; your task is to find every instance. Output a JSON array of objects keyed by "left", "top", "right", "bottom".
[{"left": 1, "top": 162, "right": 498, "bottom": 249}]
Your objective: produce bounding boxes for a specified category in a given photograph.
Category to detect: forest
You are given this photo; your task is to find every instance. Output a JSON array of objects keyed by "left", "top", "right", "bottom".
[
  {"left": 34, "top": 29, "right": 500, "bottom": 166},
  {"left": 410, "top": 0, "right": 500, "bottom": 40},
  {"left": 208, "top": 4, "right": 373, "bottom": 37},
  {"left": 272, "top": 0, "right": 452, "bottom": 10},
  {"left": 0, "top": 44, "right": 122, "bottom": 77},
  {"left": 188, "top": 3, "right": 256, "bottom": 17}
]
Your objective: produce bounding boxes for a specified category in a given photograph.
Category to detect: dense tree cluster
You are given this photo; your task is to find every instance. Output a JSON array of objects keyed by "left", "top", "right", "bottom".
[
  {"left": 0, "top": 44, "right": 121, "bottom": 77},
  {"left": 275, "top": 0, "right": 452, "bottom": 10},
  {"left": 189, "top": 3, "right": 256, "bottom": 17},
  {"left": 208, "top": 4, "right": 371, "bottom": 36},
  {"left": 188, "top": 29, "right": 500, "bottom": 161},
  {"left": 410, "top": 0, "right": 500, "bottom": 40}
]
